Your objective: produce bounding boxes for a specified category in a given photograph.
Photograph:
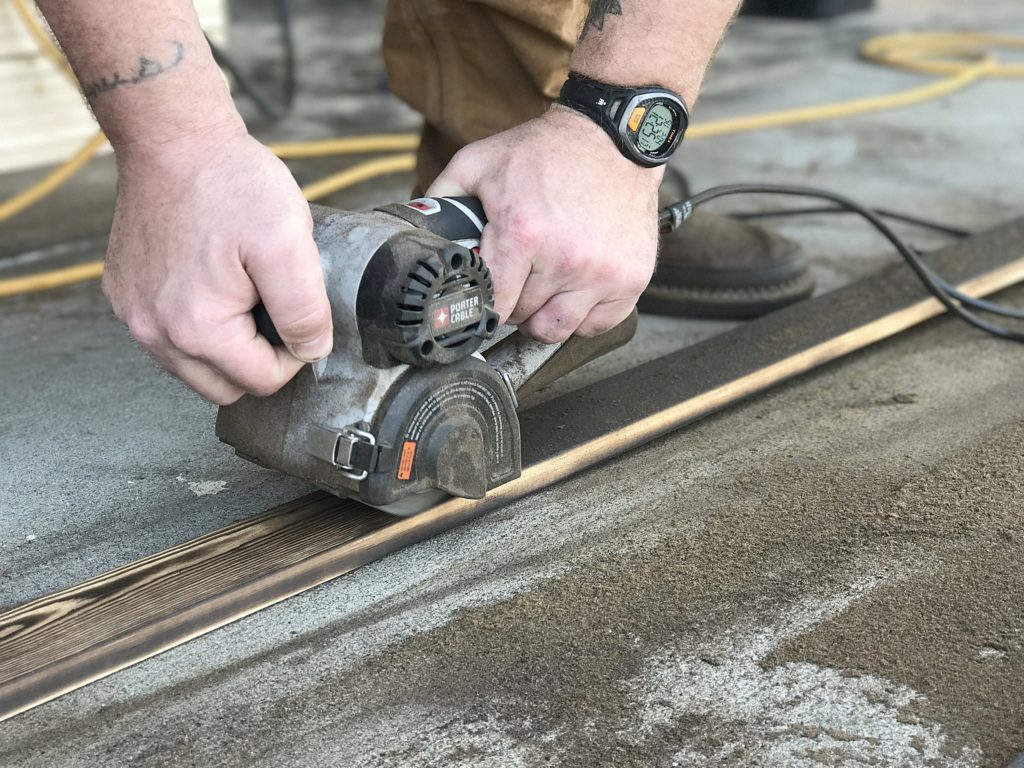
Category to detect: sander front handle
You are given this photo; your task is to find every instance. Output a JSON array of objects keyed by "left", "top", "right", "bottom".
[
  {"left": 375, "top": 196, "right": 487, "bottom": 245},
  {"left": 253, "top": 303, "right": 285, "bottom": 347},
  {"left": 253, "top": 196, "right": 487, "bottom": 348}
]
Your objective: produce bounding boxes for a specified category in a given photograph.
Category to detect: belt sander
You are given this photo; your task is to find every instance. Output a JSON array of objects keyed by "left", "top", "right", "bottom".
[{"left": 216, "top": 198, "right": 635, "bottom": 516}]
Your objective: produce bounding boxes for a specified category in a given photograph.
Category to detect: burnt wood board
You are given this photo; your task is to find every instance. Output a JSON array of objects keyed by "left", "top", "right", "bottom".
[{"left": 1, "top": 217, "right": 1022, "bottom": 721}]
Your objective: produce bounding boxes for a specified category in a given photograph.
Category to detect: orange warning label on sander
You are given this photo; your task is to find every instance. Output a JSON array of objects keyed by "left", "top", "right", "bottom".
[{"left": 397, "top": 441, "right": 417, "bottom": 481}]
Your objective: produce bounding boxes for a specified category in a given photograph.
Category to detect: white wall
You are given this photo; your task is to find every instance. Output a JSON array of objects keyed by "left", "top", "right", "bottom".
[{"left": 0, "top": 1, "right": 227, "bottom": 173}]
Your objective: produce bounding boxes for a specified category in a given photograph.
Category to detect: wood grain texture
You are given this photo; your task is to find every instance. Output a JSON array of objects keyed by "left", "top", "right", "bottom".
[{"left": 1, "top": 217, "right": 1022, "bottom": 721}]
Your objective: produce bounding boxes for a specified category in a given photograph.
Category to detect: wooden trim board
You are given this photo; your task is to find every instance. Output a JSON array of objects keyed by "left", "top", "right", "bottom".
[{"left": 1, "top": 217, "right": 1022, "bottom": 721}]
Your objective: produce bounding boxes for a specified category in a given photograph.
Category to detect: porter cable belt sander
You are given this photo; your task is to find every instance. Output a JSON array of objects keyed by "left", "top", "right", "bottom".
[{"left": 216, "top": 198, "right": 636, "bottom": 516}]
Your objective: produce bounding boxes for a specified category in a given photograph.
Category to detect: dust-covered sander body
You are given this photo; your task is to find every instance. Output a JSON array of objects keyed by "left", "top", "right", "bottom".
[{"left": 216, "top": 198, "right": 520, "bottom": 512}]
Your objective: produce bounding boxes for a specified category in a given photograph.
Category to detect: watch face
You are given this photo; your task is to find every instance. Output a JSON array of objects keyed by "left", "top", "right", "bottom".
[
  {"left": 620, "top": 93, "right": 687, "bottom": 166},
  {"left": 637, "top": 104, "right": 675, "bottom": 153}
]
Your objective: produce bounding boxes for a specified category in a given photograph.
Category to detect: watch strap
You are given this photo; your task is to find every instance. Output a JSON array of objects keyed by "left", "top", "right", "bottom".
[{"left": 558, "top": 72, "right": 637, "bottom": 135}]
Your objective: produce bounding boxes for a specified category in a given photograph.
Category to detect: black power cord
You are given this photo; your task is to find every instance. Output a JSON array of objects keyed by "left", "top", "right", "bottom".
[
  {"left": 730, "top": 205, "right": 972, "bottom": 238},
  {"left": 727, "top": 202, "right": 1024, "bottom": 322},
  {"left": 659, "top": 184, "right": 1024, "bottom": 341},
  {"left": 275, "top": 0, "right": 296, "bottom": 110},
  {"left": 206, "top": 0, "right": 296, "bottom": 120}
]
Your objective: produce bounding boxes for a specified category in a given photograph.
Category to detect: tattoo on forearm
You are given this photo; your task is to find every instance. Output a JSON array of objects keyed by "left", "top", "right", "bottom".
[
  {"left": 82, "top": 42, "right": 185, "bottom": 99},
  {"left": 581, "top": 0, "right": 623, "bottom": 39}
]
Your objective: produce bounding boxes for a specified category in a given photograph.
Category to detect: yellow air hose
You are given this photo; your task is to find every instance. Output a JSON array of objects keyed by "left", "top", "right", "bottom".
[
  {"left": 0, "top": 147, "right": 418, "bottom": 299},
  {"left": 10, "top": 0, "right": 70, "bottom": 76},
  {"left": 269, "top": 134, "right": 419, "bottom": 158},
  {"left": 1, "top": 0, "right": 1023, "bottom": 298}
]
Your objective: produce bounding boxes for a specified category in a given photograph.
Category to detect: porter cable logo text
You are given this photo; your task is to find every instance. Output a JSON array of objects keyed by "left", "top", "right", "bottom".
[
  {"left": 449, "top": 295, "right": 480, "bottom": 325},
  {"left": 433, "top": 294, "right": 481, "bottom": 330}
]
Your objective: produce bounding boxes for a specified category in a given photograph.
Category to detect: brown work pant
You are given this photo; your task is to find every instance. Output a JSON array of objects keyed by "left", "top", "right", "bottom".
[{"left": 383, "top": 0, "right": 588, "bottom": 192}]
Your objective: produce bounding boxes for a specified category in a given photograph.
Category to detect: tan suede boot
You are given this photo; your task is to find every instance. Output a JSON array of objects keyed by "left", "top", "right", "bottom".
[{"left": 642, "top": 170, "right": 815, "bottom": 319}]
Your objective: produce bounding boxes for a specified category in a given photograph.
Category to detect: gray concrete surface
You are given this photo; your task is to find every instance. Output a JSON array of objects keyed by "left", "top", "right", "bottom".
[{"left": 2, "top": 0, "right": 1024, "bottom": 765}]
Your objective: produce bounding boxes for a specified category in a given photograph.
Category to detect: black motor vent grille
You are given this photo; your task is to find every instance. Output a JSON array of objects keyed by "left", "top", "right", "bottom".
[{"left": 383, "top": 245, "right": 497, "bottom": 367}]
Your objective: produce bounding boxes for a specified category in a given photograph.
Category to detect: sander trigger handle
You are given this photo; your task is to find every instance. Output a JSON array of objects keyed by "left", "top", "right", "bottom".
[{"left": 252, "top": 196, "right": 489, "bottom": 352}]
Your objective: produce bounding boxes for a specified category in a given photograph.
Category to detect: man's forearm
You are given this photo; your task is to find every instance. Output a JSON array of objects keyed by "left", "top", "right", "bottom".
[
  {"left": 571, "top": 0, "right": 742, "bottom": 106},
  {"left": 35, "top": 1, "right": 244, "bottom": 154}
]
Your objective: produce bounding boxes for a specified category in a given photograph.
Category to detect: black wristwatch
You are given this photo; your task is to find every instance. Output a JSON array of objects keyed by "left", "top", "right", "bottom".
[{"left": 558, "top": 72, "right": 689, "bottom": 168}]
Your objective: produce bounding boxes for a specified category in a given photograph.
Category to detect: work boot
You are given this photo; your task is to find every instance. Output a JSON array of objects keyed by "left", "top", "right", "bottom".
[{"left": 641, "top": 170, "right": 815, "bottom": 319}]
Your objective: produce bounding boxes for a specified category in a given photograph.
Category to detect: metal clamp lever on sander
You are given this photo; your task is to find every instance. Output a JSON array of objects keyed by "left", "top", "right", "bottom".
[{"left": 216, "top": 197, "right": 636, "bottom": 516}]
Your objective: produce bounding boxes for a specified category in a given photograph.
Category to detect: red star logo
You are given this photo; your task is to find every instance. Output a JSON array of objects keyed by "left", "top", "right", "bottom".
[{"left": 433, "top": 307, "right": 449, "bottom": 329}]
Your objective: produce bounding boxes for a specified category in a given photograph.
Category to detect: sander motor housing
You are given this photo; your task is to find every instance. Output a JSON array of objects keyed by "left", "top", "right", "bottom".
[{"left": 216, "top": 198, "right": 520, "bottom": 511}]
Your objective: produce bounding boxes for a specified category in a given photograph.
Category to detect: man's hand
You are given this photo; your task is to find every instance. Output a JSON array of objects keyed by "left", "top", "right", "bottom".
[
  {"left": 427, "top": 106, "right": 663, "bottom": 343},
  {"left": 104, "top": 130, "right": 332, "bottom": 405}
]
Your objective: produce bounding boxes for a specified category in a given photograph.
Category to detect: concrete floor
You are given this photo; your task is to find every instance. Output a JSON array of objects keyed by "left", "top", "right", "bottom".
[{"left": 2, "top": 1, "right": 1024, "bottom": 765}]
